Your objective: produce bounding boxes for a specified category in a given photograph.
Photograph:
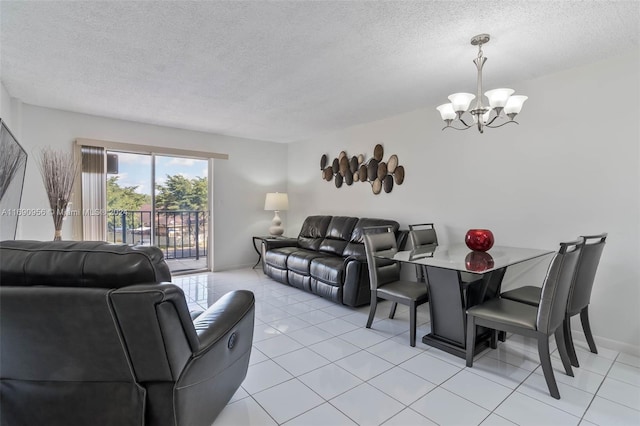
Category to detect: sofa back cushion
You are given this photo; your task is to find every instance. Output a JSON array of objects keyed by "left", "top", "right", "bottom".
[
  {"left": 0, "top": 286, "right": 136, "bottom": 383},
  {"left": 0, "top": 240, "right": 171, "bottom": 288},
  {"left": 343, "top": 218, "right": 400, "bottom": 257},
  {"left": 319, "top": 216, "right": 358, "bottom": 256},
  {"left": 0, "top": 286, "right": 148, "bottom": 426},
  {"left": 297, "top": 216, "right": 332, "bottom": 250}
]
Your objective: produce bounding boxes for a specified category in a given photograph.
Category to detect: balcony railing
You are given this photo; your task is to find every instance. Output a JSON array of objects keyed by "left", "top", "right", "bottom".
[{"left": 107, "top": 210, "right": 208, "bottom": 261}]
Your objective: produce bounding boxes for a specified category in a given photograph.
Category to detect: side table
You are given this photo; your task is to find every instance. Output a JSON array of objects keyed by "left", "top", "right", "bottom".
[{"left": 252, "top": 236, "right": 296, "bottom": 269}]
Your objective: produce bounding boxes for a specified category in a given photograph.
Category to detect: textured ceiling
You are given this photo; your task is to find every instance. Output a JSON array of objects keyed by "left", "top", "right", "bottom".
[{"left": 1, "top": 1, "right": 638, "bottom": 143}]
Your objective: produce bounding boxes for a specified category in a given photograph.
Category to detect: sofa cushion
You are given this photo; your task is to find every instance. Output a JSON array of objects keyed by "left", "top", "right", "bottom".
[
  {"left": 264, "top": 247, "right": 299, "bottom": 269},
  {"left": 343, "top": 218, "right": 400, "bottom": 258},
  {"left": 310, "top": 256, "right": 345, "bottom": 285},
  {"left": 318, "top": 216, "right": 358, "bottom": 256},
  {"left": 297, "top": 216, "right": 331, "bottom": 251},
  {"left": 287, "top": 250, "right": 326, "bottom": 275}
]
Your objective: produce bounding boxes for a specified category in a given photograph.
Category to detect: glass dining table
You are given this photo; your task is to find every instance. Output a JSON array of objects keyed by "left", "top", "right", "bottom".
[{"left": 376, "top": 244, "right": 554, "bottom": 358}]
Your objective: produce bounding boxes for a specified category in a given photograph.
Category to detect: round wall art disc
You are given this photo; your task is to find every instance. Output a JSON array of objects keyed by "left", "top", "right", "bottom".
[
  {"left": 345, "top": 169, "right": 353, "bottom": 185},
  {"left": 387, "top": 154, "right": 398, "bottom": 173},
  {"left": 323, "top": 167, "right": 333, "bottom": 181},
  {"left": 339, "top": 151, "right": 347, "bottom": 160},
  {"left": 349, "top": 156, "right": 358, "bottom": 173},
  {"left": 358, "top": 165, "right": 368, "bottom": 182},
  {"left": 383, "top": 175, "right": 394, "bottom": 193},
  {"left": 335, "top": 173, "right": 343, "bottom": 188},
  {"left": 373, "top": 144, "right": 384, "bottom": 161},
  {"left": 394, "top": 165, "right": 405, "bottom": 185},
  {"left": 377, "top": 162, "right": 387, "bottom": 181},
  {"left": 320, "top": 154, "right": 328, "bottom": 170},
  {"left": 339, "top": 156, "right": 349, "bottom": 176},
  {"left": 358, "top": 154, "right": 365, "bottom": 164},
  {"left": 372, "top": 178, "right": 382, "bottom": 194},
  {"left": 332, "top": 158, "right": 339, "bottom": 174},
  {"left": 367, "top": 159, "right": 379, "bottom": 181}
]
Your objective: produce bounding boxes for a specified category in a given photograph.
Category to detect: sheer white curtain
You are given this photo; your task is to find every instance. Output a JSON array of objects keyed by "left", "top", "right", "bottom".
[{"left": 80, "top": 146, "right": 107, "bottom": 241}]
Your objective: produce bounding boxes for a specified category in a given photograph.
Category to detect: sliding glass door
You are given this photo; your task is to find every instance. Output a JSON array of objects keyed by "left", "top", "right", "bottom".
[
  {"left": 154, "top": 155, "right": 209, "bottom": 273},
  {"left": 105, "top": 151, "right": 209, "bottom": 274}
]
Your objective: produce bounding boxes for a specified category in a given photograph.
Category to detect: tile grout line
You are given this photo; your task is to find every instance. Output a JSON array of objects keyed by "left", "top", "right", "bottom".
[{"left": 183, "top": 270, "right": 632, "bottom": 426}]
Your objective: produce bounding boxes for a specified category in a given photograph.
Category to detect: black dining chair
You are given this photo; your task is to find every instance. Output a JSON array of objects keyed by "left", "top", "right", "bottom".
[
  {"left": 501, "top": 233, "right": 607, "bottom": 367},
  {"left": 466, "top": 238, "right": 584, "bottom": 399},
  {"left": 363, "top": 226, "right": 429, "bottom": 347},
  {"left": 408, "top": 223, "right": 438, "bottom": 284},
  {"left": 409, "top": 223, "right": 476, "bottom": 285}
]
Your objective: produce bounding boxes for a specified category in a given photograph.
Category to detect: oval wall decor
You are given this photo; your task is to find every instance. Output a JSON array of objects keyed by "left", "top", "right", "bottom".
[
  {"left": 320, "top": 144, "right": 405, "bottom": 195},
  {"left": 367, "top": 160, "right": 379, "bottom": 181},
  {"left": 387, "top": 154, "right": 398, "bottom": 173},
  {"left": 349, "top": 156, "right": 359, "bottom": 173},
  {"left": 345, "top": 170, "right": 354, "bottom": 185},
  {"left": 331, "top": 158, "right": 339, "bottom": 174},
  {"left": 373, "top": 144, "right": 384, "bottom": 161}
]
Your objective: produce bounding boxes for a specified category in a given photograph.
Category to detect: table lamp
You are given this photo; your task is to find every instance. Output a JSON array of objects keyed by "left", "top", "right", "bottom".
[{"left": 264, "top": 192, "right": 288, "bottom": 236}]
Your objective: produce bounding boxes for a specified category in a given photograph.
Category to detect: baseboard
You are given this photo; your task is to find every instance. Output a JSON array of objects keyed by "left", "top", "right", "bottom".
[
  {"left": 212, "top": 262, "right": 258, "bottom": 272},
  {"left": 571, "top": 329, "right": 640, "bottom": 357}
]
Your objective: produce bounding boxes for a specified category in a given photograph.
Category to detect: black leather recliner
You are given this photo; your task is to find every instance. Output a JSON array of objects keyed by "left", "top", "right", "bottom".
[{"left": 0, "top": 240, "right": 254, "bottom": 426}]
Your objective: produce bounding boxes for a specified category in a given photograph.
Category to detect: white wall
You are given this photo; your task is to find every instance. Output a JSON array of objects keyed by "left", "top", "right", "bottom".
[
  {"left": 1, "top": 82, "right": 21, "bottom": 136},
  {"left": 287, "top": 52, "right": 640, "bottom": 354},
  {"left": 13, "top": 105, "right": 288, "bottom": 270}
]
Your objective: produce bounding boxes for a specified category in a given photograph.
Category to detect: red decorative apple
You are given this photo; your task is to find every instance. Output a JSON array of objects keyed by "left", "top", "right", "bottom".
[
  {"left": 465, "top": 229, "right": 494, "bottom": 252},
  {"left": 465, "top": 251, "right": 495, "bottom": 272}
]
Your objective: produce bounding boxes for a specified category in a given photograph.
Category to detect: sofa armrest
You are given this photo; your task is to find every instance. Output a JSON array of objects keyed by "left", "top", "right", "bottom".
[
  {"left": 262, "top": 237, "right": 298, "bottom": 253},
  {"left": 192, "top": 290, "right": 255, "bottom": 355},
  {"left": 176, "top": 290, "right": 255, "bottom": 387},
  {"left": 343, "top": 254, "right": 367, "bottom": 263}
]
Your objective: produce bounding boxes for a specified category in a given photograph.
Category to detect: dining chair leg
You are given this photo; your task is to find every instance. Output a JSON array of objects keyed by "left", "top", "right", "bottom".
[
  {"left": 366, "top": 291, "right": 377, "bottom": 328},
  {"left": 562, "top": 314, "right": 579, "bottom": 368},
  {"left": 538, "top": 336, "right": 560, "bottom": 399},
  {"left": 554, "top": 328, "right": 574, "bottom": 377},
  {"left": 498, "top": 330, "right": 506, "bottom": 342},
  {"left": 580, "top": 306, "right": 598, "bottom": 354},
  {"left": 465, "top": 316, "right": 476, "bottom": 367},
  {"left": 490, "top": 329, "right": 498, "bottom": 349},
  {"left": 409, "top": 301, "right": 416, "bottom": 347},
  {"left": 389, "top": 302, "right": 398, "bottom": 319}
]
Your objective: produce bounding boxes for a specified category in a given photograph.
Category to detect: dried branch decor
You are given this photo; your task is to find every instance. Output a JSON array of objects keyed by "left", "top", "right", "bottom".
[
  {"left": 36, "top": 148, "right": 80, "bottom": 240},
  {"left": 0, "top": 131, "right": 26, "bottom": 201}
]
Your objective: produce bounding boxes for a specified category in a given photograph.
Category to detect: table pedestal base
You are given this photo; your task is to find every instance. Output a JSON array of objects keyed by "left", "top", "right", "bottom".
[
  {"left": 423, "top": 265, "right": 505, "bottom": 359},
  {"left": 422, "top": 331, "right": 492, "bottom": 359}
]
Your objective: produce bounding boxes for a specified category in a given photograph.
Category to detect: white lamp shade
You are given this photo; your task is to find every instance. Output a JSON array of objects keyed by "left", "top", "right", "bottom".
[
  {"left": 436, "top": 103, "right": 456, "bottom": 121},
  {"left": 484, "top": 88, "right": 515, "bottom": 108},
  {"left": 264, "top": 192, "right": 289, "bottom": 211},
  {"left": 447, "top": 93, "right": 475, "bottom": 112},
  {"left": 504, "top": 95, "right": 528, "bottom": 114}
]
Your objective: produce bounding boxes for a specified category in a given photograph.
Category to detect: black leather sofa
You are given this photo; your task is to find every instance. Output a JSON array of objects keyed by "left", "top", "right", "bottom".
[
  {"left": 0, "top": 240, "right": 254, "bottom": 426},
  {"left": 262, "top": 215, "right": 402, "bottom": 307}
]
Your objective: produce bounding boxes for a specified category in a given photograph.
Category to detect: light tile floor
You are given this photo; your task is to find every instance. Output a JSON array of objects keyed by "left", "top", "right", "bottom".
[{"left": 173, "top": 268, "right": 640, "bottom": 426}]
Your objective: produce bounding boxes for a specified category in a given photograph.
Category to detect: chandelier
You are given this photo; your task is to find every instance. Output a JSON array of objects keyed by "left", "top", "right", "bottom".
[{"left": 436, "top": 34, "right": 527, "bottom": 134}]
